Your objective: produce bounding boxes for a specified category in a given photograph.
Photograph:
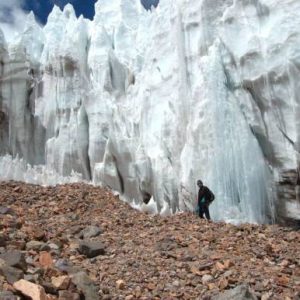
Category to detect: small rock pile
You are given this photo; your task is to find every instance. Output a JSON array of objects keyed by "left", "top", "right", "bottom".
[{"left": 0, "top": 181, "right": 299, "bottom": 300}]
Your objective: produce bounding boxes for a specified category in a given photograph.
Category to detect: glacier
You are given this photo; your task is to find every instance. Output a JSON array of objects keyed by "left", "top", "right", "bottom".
[{"left": 0, "top": 0, "right": 300, "bottom": 224}]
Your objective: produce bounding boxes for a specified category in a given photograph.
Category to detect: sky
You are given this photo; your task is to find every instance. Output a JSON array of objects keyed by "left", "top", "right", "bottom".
[{"left": 0, "top": 0, "right": 159, "bottom": 41}]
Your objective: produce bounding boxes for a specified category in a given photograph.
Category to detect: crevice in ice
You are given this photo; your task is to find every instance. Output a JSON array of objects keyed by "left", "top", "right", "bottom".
[
  {"left": 277, "top": 125, "right": 295, "bottom": 147},
  {"left": 115, "top": 159, "right": 124, "bottom": 194},
  {"left": 142, "top": 191, "right": 151, "bottom": 204},
  {"left": 251, "top": 0, "right": 270, "bottom": 18},
  {"left": 242, "top": 81, "right": 266, "bottom": 113},
  {"left": 250, "top": 126, "right": 279, "bottom": 166}
]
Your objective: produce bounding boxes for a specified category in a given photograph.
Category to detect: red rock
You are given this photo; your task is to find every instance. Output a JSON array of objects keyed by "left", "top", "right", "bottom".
[{"left": 39, "top": 252, "right": 53, "bottom": 268}]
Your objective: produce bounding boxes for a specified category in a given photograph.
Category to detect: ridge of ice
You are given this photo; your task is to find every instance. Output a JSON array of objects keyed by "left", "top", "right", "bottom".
[{"left": 0, "top": 0, "right": 300, "bottom": 223}]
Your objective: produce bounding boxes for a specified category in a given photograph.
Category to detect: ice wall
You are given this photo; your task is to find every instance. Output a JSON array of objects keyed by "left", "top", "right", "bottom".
[{"left": 0, "top": 0, "right": 300, "bottom": 223}]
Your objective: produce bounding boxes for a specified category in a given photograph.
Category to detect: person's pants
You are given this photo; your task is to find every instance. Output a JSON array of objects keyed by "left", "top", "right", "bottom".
[{"left": 199, "top": 203, "right": 210, "bottom": 220}]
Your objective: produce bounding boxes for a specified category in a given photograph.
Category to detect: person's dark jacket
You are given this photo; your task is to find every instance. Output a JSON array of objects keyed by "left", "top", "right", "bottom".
[{"left": 198, "top": 186, "right": 215, "bottom": 206}]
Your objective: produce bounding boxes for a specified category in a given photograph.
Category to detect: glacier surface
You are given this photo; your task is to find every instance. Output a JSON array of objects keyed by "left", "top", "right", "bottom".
[{"left": 0, "top": 0, "right": 300, "bottom": 223}]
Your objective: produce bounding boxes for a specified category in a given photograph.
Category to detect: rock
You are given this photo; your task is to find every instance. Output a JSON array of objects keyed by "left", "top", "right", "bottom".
[
  {"left": 0, "top": 259, "right": 24, "bottom": 284},
  {"left": 13, "top": 187, "right": 21, "bottom": 193},
  {"left": 261, "top": 292, "right": 273, "bottom": 300},
  {"left": 32, "top": 228, "right": 45, "bottom": 241},
  {"left": 51, "top": 275, "right": 70, "bottom": 290},
  {"left": 78, "top": 240, "right": 105, "bottom": 258},
  {"left": 54, "top": 259, "right": 73, "bottom": 273},
  {"left": 0, "top": 235, "right": 6, "bottom": 247},
  {"left": 9, "top": 240, "right": 26, "bottom": 250},
  {"left": 0, "top": 291, "right": 19, "bottom": 300},
  {"left": 40, "top": 244, "right": 51, "bottom": 251},
  {"left": 13, "top": 279, "right": 47, "bottom": 300},
  {"left": 48, "top": 242, "right": 61, "bottom": 250},
  {"left": 202, "top": 274, "right": 213, "bottom": 285},
  {"left": 24, "top": 274, "right": 40, "bottom": 283},
  {"left": 25, "top": 256, "right": 35, "bottom": 266},
  {"left": 69, "top": 226, "right": 83, "bottom": 236},
  {"left": 223, "top": 270, "right": 234, "bottom": 278},
  {"left": 39, "top": 252, "right": 53, "bottom": 268},
  {"left": 58, "top": 290, "right": 81, "bottom": 300},
  {"left": 71, "top": 272, "right": 99, "bottom": 300},
  {"left": 0, "top": 206, "right": 15, "bottom": 215},
  {"left": 41, "top": 281, "right": 58, "bottom": 295},
  {"left": 116, "top": 279, "right": 125, "bottom": 289},
  {"left": 0, "top": 250, "right": 27, "bottom": 271},
  {"left": 26, "top": 241, "right": 47, "bottom": 251},
  {"left": 68, "top": 241, "right": 80, "bottom": 252},
  {"left": 212, "top": 284, "right": 258, "bottom": 300},
  {"left": 79, "top": 226, "right": 102, "bottom": 239},
  {"left": 155, "top": 238, "right": 177, "bottom": 252}
]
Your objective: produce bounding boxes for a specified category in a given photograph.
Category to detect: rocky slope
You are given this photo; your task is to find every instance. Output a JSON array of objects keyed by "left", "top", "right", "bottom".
[{"left": 0, "top": 181, "right": 299, "bottom": 299}]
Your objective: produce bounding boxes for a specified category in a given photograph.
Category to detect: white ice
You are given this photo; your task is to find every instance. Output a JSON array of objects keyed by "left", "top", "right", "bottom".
[{"left": 0, "top": 0, "right": 300, "bottom": 223}]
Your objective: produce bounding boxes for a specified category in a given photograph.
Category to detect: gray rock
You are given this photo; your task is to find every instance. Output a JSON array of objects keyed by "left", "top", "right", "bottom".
[
  {"left": 0, "top": 206, "right": 15, "bottom": 215},
  {"left": 78, "top": 240, "right": 105, "bottom": 258},
  {"left": 48, "top": 242, "right": 61, "bottom": 250},
  {"left": 155, "top": 238, "right": 177, "bottom": 252},
  {"left": 79, "top": 226, "right": 102, "bottom": 239},
  {"left": 41, "top": 281, "right": 58, "bottom": 295},
  {"left": 0, "top": 250, "right": 27, "bottom": 271},
  {"left": 26, "top": 241, "right": 47, "bottom": 251},
  {"left": 55, "top": 259, "right": 73, "bottom": 273},
  {"left": 25, "top": 256, "right": 35, "bottom": 266},
  {"left": 69, "top": 225, "right": 83, "bottom": 235},
  {"left": 0, "top": 291, "right": 19, "bottom": 300},
  {"left": 24, "top": 274, "right": 39, "bottom": 283},
  {"left": 0, "top": 259, "right": 24, "bottom": 284},
  {"left": 26, "top": 267, "right": 43, "bottom": 275},
  {"left": 71, "top": 272, "right": 99, "bottom": 300},
  {"left": 40, "top": 243, "right": 51, "bottom": 251},
  {"left": 58, "top": 290, "right": 81, "bottom": 300},
  {"left": 202, "top": 274, "right": 213, "bottom": 285},
  {"left": 212, "top": 284, "right": 258, "bottom": 300},
  {"left": 54, "top": 258, "right": 81, "bottom": 275}
]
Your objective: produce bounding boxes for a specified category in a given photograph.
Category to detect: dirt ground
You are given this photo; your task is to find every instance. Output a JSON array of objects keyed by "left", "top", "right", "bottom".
[{"left": 0, "top": 181, "right": 299, "bottom": 299}]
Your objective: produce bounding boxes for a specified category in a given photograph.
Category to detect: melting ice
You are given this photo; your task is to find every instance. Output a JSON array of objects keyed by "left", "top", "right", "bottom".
[{"left": 1, "top": 0, "right": 300, "bottom": 223}]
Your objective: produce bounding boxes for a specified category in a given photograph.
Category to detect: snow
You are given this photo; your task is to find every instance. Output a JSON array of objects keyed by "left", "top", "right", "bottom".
[{"left": 0, "top": 0, "right": 300, "bottom": 223}]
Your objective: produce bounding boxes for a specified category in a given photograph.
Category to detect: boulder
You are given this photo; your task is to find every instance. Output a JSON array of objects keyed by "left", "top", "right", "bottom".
[
  {"left": 26, "top": 241, "right": 47, "bottom": 251},
  {"left": 39, "top": 251, "right": 53, "bottom": 268},
  {"left": 78, "top": 240, "right": 105, "bottom": 258},
  {"left": 0, "top": 291, "right": 19, "bottom": 300},
  {"left": 58, "top": 290, "right": 81, "bottom": 300},
  {"left": 0, "top": 258, "right": 24, "bottom": 284},
  {"left": 71, "top": 272, "right": 99, "bottom": 300},
  {"left": 79, "top": 226, "right": 102, "bottom": 239},
  {"left": 51, "top": 275, "right": 70, "bottom": 290},
  {"left": 13, "top": 279, "right": 47, "bottom": 300},
  {"left": 0, "top": 250, "right": 27, "bottom": 271},
  {"left": 212, "top": 284, "right": 258, "bottom": 300}
]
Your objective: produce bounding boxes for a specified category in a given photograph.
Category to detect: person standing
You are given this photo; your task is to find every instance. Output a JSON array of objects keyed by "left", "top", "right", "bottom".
[{"left": 197, "top": 180, "right": 215, "bottom": 220}]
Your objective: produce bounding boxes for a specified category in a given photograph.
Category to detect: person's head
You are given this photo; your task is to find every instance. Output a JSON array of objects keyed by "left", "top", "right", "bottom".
[{"left": 197, "top": 180, "right": 203, "bottom": 188}]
